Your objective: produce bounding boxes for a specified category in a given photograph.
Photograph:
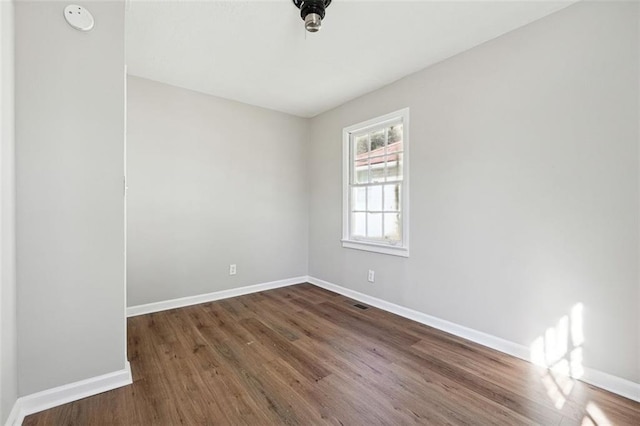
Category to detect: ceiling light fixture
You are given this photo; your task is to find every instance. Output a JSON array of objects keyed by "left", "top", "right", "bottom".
[{"left": 293, "top": 0, "right": 332, "bottom": 33}]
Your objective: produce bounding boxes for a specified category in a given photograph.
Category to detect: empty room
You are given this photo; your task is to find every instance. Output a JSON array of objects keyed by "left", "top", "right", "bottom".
[{"left": 1, "top": 0, "right": 640, "bottom": 425}]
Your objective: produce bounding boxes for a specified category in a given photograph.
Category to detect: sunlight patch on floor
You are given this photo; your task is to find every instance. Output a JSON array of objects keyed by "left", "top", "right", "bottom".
[{"left": 583, "top": 402, "right": 612, "bottom": 426}]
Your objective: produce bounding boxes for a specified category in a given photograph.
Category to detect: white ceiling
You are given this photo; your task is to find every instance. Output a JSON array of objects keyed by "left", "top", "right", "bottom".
[{"left": 125, "top": 0, "right": 576, "bottom": 118}]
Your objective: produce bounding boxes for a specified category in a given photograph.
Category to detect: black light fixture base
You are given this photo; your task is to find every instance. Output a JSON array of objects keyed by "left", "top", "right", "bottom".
[{"left": 293, "top": 0, "right": 332, "bottom": 32}]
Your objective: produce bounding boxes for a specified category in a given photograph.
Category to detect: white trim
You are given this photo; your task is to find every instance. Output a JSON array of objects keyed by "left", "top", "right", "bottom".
[
  {"left": 6, "top": 362, "right": 132, "bottom": 426},
  {"left": 1, "top": 1, "right": 17, "bottom": 425},
  {"left": 6, "top": 277, "right": 634, "bottom": 426},
  {"left": 343, "top": 111, "right": 405, "bottom": 136},
  {"left": 581, "top": 368, "right": 640, "bottom": 403},
  {"left": 341, "top": 240, "right": 409, "bottom": 257},
  {"left": 307, "top": 276, "right": 528, "bottom": 359},
  {"left": 123, "top": 63, "right": 129, "bottom": 366},
  {"left": 306, "top": 276, "right": 640, "bottom": 403},
  {"left": 126, "top": 276, "right": 308, "bottom": 317},
  {"left": 342, "top": 108, "right": 410, "bottom": 257}
]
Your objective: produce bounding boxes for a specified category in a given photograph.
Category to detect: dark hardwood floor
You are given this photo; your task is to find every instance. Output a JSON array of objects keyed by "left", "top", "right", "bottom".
[{"left": 25, "top": 283, "right": 640, "bottom": 425}]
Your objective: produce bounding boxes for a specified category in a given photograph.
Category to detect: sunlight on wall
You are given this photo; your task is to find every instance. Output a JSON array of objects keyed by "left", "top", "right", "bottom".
[
  {"left": 529, "top": 303, "right": 584, "bottom": 409},
  {"left": 529, "top": 303, "right": 612, "bottom": 425},
  {"left": 530, "top": 303, "right": 584, "bottom": 378}
]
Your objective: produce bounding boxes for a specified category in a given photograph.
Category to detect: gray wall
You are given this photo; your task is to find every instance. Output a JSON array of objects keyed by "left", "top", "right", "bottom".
[
  {"left": 15, "top": 1, "right": 126, "bottom": 395},
  {"left": 1, "top": 0, "right": 17, "bottom": 422},
  {"left": 126, "top": 76, "right": 309, "bottom": 307},
  {"left": 308, "top": 1, "right": 639, "bottom": 383}
]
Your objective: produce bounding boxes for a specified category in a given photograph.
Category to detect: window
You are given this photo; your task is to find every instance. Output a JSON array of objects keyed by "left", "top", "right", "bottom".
[{"left": 342, "top": 108, "right": 409, "bottom": 257}]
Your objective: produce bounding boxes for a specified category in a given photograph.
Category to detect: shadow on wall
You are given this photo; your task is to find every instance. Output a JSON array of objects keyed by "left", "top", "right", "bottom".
[{"left": 529, "top": 303, "right": 615, "bottom": 425}]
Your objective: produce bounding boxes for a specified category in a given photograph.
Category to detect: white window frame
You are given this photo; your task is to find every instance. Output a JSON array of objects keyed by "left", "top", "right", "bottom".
[{"left": 342, "top": 108, "right": 410, "bottom": 257}]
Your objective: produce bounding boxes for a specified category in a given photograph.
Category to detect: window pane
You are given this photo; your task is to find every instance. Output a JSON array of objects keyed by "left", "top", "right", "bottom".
[
  {"left": 369, "top": 129, "right": 385, "bottom": 153},
  {"left": 383, "top": 184, "right": 400, "bottom": 211},
  {"left": 384, "top": 213, "right": 401, "bottom": 241},
  {"left": 367, "top": 186, "right": 382, "bottom": 212},
  {"left": 353, "top": 159, "right": 369, "bottom": 184},
  {"left": 369, "top": 156, "right": 386, "bottom": 183},
  {"left": 367, "top": 213, "right": 383, "bottom": 239},
  {"left": 386, "top": 152, "right": 403, "bottom": 182},
  {"left": 354, "top": 134, "right": 369, "bottom": 155},
  {"left": 386, "top": 138, "right": 403, "bottom": 155},
  {"left": 352, "top": 187, "right": 366, "bottom": 211},
  {"left": 387, "top": 124, "right": 403, "bottom": 145},
  {"left": 352, "top": 212, "right": 366, "bottom": 237}
]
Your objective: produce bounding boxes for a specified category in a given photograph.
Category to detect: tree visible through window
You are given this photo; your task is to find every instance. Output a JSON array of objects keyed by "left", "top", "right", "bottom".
[{"left": 342, "top": 109, "right": 409, "bottom": 257}]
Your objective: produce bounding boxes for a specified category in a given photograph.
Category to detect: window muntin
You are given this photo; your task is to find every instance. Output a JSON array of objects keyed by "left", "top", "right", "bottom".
[{"left": 342, "top": 109, "right": 409, "bottom": 257}]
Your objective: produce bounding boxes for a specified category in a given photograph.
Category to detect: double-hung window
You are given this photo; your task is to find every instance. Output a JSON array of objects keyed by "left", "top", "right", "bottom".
[{"left": 342, "top": 108, "right": 409, "bottom": 257}]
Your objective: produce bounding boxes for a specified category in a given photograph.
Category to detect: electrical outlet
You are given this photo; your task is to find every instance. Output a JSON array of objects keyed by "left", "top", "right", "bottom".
[
  {"left": 368, "top": 270, "right": 375, "bottom": 283},
  {"left": 229, "top": 264, "right": 237, "bottom": 275}
]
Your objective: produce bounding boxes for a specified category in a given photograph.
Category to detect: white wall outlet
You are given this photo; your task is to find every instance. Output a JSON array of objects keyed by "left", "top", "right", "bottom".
[
  {"left": 368, "top": 270, "right": 375, "bottom": 283},
  {"left": 229, "top": 264, "right": 237, "bottom": 275}
]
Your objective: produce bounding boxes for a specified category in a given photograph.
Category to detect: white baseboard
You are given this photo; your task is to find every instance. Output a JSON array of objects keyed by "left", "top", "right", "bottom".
[
  {"left": 127, "top": 276, "right": 308, "bottom": 317},
  {"left": 306, "top": 276, "right": 531, "bottom": 361},
  {"left": 307, "top": 276, "right": 640, "bottom": 403},
  {"left": 581, "top": 367, "right": 640, "bottom": 403},
  {"left": 11, "top": 275, "right": 633, "bottom": 426},
  {"left": 6, "top": 362, "right": 132, "bottom": 426}
]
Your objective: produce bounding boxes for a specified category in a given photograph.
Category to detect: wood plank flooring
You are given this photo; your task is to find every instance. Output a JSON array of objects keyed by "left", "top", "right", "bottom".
[{"left": 25, "top": 283, "right": 640, "bottom": 425}]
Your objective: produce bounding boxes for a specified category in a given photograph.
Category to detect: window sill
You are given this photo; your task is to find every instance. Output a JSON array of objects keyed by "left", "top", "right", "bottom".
[{"left": 341, "top": 239, "right": 409, "bottom": 258}]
